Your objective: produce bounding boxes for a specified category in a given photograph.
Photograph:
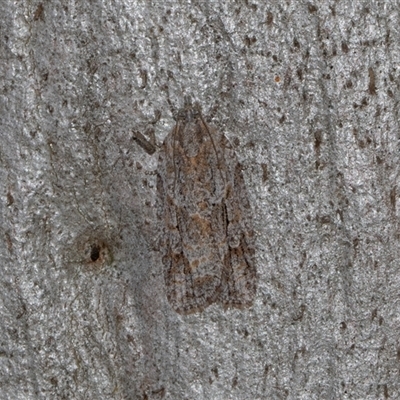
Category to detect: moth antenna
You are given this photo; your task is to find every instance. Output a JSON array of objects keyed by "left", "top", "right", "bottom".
[
  {"left": 161, "top": 83, "right": 178, "bottom": 120},
  {"left": 167, "top": 96, "right": 178, "bottom": 120},
  {"left": 131, "top": 110, "right": 160, "bottom": 155}
]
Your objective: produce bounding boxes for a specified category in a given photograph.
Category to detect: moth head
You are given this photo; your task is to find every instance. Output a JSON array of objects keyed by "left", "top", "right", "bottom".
[
  {"left": 177, "top": 109, "right": 187, "bottom": 121},
  {"left": 177, "top": 97, "right": 202, "bottom": 122},
  {"left": 192, "top": 102, "right": 202, "bottom": 118}
]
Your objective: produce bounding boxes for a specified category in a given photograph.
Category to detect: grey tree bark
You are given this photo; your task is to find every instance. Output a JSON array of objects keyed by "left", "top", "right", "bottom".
[{"left": 1, "top": 1, "right": 399, "bottom": 399}]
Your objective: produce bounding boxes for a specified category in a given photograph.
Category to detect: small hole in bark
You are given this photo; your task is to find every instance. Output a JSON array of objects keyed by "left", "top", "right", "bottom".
[{"left": 90, "top": 245, "right": 100, "bottom": 261}]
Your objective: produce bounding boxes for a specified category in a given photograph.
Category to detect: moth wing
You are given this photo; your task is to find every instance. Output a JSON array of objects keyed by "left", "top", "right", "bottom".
[
  {"left": 158, "top": 125, "right": 223, "bottom": 314},
  {"left": 219, "top": 135, "right": 257, "bottom": 308}
]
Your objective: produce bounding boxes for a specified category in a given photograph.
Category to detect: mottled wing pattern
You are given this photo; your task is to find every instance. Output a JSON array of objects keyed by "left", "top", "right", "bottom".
[
  {"left": 157, "top": 104, "right": 256, "bottom": 314},
  {"left": 217, "top": 134, "right": 257, "bottom": 309}
]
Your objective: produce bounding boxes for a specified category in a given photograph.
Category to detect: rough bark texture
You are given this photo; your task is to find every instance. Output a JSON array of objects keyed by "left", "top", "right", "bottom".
[{"left": 1, "top": 1, "right": 400, "bottom": 399}]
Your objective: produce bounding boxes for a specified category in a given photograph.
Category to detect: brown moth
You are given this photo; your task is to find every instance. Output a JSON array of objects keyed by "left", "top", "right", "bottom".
[{"left": 135, "top": 98, "right": 256, "bottom": 314}]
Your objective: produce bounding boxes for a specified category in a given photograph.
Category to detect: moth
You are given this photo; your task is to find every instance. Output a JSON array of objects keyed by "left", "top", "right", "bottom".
[{"left": 133, "top": 97, "right": 256, "bottom": 314}]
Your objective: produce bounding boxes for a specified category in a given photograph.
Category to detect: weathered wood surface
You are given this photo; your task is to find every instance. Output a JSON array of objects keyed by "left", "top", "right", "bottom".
[{"left": 1, "top": 1, "right": 399, "bottom": 398}]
